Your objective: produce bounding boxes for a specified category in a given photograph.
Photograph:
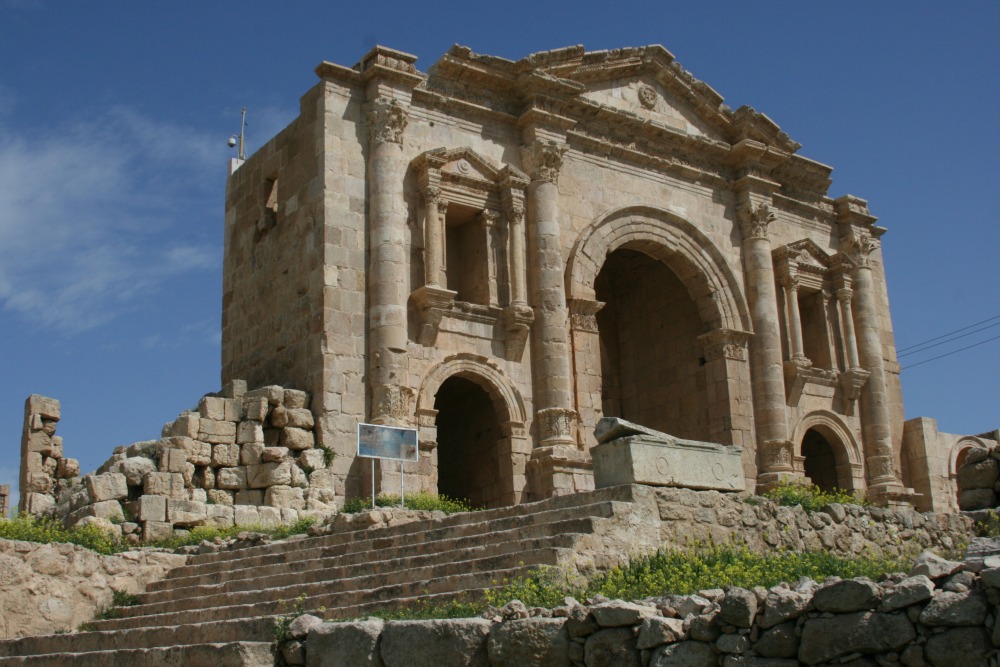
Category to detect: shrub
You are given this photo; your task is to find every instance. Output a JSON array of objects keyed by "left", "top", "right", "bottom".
[
  {"left": 342, "top": 492, "right": 475, "bottom": 515},
  {"left": 975, "top": 509, "right": 1000, "bottom": 537},
  {"left": 762, "top": 482, "right": 868, "bottom": 512},
  {"left": 0, "top": 514, "right": 127, "bottom": 555}
]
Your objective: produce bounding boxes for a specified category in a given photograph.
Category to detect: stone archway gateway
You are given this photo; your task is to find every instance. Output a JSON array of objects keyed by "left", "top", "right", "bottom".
[
  {"left": 566, "top": 205, "right": 755, "bottom": 478},
  {"left": 793, "top": 411, "right": 866, "bottom": 492}
]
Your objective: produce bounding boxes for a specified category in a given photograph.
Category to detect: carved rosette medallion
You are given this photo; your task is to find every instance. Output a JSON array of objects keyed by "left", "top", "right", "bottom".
[
  {"left": 366, "top": 97, "right": 408, "bottom": 146},
  {"left": 843, "top": 229, "right": 879, "bottom": 269},
  {"left": 737, "top": 202, "right": 776, "bottom": 241},
  {"left": 637, "top": 84, "right": 658, "bottom": 110},
  {"left": 522, "top": 141, "right": 568, "bottom": 185},
  {"left": 537, "top": 407, "right": 576, "bottom": 444}
]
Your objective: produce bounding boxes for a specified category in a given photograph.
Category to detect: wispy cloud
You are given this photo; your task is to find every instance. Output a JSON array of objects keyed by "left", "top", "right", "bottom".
[{"left": 0, "top": 104, "right": 222, "bottom": 332}]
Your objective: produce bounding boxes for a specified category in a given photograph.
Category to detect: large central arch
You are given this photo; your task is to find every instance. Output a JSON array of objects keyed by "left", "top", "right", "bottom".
[{"left": 566, "top": 205, "right": 755, "bottom": 471}]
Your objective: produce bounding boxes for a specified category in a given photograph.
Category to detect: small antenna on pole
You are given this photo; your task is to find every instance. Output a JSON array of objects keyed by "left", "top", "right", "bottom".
[{"left": 228, "top": 106, "right": 248, "bottom": 160}]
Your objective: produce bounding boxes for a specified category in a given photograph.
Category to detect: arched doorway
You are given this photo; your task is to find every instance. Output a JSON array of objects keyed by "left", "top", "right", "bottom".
[
  {"left": 594, "top": 247, "right": 708, "bottom": 440},
  {"left": 802, "top": 428, "right": 839, "bottom": 492},
  {"left": 434, "top": 376, "right": 504, "bottom": 509}
]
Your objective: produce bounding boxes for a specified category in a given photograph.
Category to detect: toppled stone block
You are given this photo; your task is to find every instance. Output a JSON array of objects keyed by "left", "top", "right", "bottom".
[
  {"left": 85, "top": 473, "right": 128, "bottom": 502},
  {"left": 282, "top": 427, "right": 315, "bottom": 451},
  {"left": 591, "top": 418, "right": 744, "bottom": 492},
  {"left": 213, "top": 443, "right": 241, "bottom": 467},
  {"left": 959, "top": 488, "right": 996, "bottom": 511},
  {"left": 216, "top": 466, "right": 248, "bottom": 490},
  {"left": 198, "top": 420, "right": 237, "bottom": 445},
  {"left": 958, "top": 458, "right": 998, "bottom": 489}
]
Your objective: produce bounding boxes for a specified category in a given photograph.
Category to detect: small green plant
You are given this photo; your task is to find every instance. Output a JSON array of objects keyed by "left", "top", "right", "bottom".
[
  {"left": 95, "top": 588, "right": 141, "bottom": 620},
  {"left": 272, "top": 594, "right": 326, "bottom": 643},
  {"left": 342, "top": 492, "right": 475, "bottom": 514},
  {"left": 975, "top": 510, "right": 1000, "bottom": 537},
  {"left": 320, "top": 446, "right": 336, "bottom": 467},
  {"left": 0, "top": 514, "right": 127, "bottom": 555},
  {"left": 762, "top": 482, "right": 868, "bottom": 512}
]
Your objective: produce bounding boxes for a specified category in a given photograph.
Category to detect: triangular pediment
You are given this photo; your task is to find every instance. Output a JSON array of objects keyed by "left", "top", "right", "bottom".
[{"left": 775, "top": 238, "right": 832, "bottom": 271}]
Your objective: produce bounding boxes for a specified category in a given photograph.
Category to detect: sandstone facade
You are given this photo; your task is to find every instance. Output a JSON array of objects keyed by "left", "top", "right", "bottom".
[{"left": 219, "top": 43, "right": 991, "bottom": 511}]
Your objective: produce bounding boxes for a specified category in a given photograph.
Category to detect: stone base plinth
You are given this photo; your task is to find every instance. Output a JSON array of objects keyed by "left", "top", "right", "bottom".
[{"left": 592, "top": 435, "right": 745, "bottom": 492}]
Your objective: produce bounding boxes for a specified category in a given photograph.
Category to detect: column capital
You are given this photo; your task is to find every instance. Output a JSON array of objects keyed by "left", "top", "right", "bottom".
[
  {"left": 521, "top": 140, "right": 568, "bottom": 184},
  {"left": 737, "top": 201, "right": 776, "bottom": 241},
  {"left": 698, "top": 328, "right": 752, "bottom": 362},
  {"left": 365, "top": 96, "right": 408, "bottom": 146},
  {"left": 506, "top": 202, "right": 525, "bottom": 226},
  {"left": 835, "top": 287, "right": 853, "bottom": 305},
  {"left": 479, "top": 209, "right": 499, "bottom": 228},
  {"left": 422, "top": 185, "right": 443, "bottom": 204},
  {"left": 842, "top": 228, "right": 879, "bottom": 269}
]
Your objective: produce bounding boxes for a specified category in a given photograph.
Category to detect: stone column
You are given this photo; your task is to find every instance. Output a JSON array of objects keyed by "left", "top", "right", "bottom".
[
  {"left": 366, "top": 95, "right": 411, "bottom": 425},
  {"left": 422, "top": 186, "right": 445, "bottom": 288},
  {"left": 522, "top": 139, "right": 576, "bottom": 447},
  {"left": 738, "top": 201, "right": 794, "bottom": 485},
  {"left": 781, "top": 276, "right": 807, "bottom": 363},
  {"left": 844, "top": 229, "right": 903, "bottom": 494},
  {"left": 836, "top": 288, "right": 862, "bottom": 370},
  {"left": 480, "top": 209, "right": 500, "bottom": 305},
  {"left": 507, "top": 203, "right": 528, "bottom": 307}
]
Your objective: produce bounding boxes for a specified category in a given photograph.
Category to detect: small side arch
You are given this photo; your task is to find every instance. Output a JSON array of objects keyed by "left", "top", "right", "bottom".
[
  {"left": 416, "top": 353, "right": 527, "bottom": 427},
  {"left": 792, "top": 410, "right": 865, "bottom": 491},
  {"left": 949, "top": 436, "right": 991, "bottom": 478}
]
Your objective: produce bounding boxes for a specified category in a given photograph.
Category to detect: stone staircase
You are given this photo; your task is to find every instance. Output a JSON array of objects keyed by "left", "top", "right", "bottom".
[{"left": 0, "top": 485, "right": 654, "bottom": 666}]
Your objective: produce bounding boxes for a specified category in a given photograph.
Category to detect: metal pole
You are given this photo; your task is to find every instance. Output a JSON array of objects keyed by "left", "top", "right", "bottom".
[
  {"left": 371, "top": 458, "right": 375, "bottom": 510},
  {"left": 400, "top": 461, "right": 405, "bottom": 507}
]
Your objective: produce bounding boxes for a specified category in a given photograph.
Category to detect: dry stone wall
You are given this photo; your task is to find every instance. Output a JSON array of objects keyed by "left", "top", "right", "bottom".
[
  {"left": 957, "top": 443, "right": 1000, "bottom": 512},
  {"left": 0, "top": 538, "right": 185, "bottom": 638},
  {"left": 22, "top": 381, "right": 338, "bottom": 542},
  {"left": 297, "top": 552, "right": 1000, "bottom": 666}
]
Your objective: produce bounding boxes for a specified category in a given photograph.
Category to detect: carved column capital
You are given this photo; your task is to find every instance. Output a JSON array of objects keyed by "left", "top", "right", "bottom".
[
  {"left": 479, "top": 209, "right": 499, "bottom": 228},
  {"left": 568, "top": 298, "right": 605, "bottom": 333},
  {"left": 507, "top": 203, "right": 525, "bottom": 227},
  {"left": 422, "top": 185, "right": 444, "bottom": 206},
  {"left": 836, "top": 288, "right": 853, "bottom": 305},
  {"left": 366, "top": 97, "right": 408, "bottom": 146},
  {"left": 698, "top": 328, "right": 752, "bottom": 362},
  {"left": 737, "top": 202, "right": 776, "bottom": 240},
  {"left": 521, "top": 141, "right": 568, "bottom": 184},
  {"left": 536, "top": 407, "right": 577, "bottom": 446},
  {"left": 843, "top": 229, "right": 879, "bottom": 268}
]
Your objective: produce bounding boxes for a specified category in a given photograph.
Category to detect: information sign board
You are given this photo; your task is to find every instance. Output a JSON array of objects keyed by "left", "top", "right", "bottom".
[{"left": 356, "top": 423, "right": 419, "bottom": 462}]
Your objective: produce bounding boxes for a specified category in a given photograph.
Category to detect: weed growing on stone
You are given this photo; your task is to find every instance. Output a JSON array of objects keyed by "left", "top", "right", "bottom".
[
  {"left": 272, "top": 594, "right": 326, "bottom": 643},
  {"left": 147, "top": 516, "right": 317, "bottom": 549},
  {"left": 94, "top": 588, "right": 142, "bottom": 621},
  {"left": 0, "top": 514, "right": 127, "bottom": 555},
  {"left": 975, "top": 510, "right": 1000, "bottom": 537},
  {"left": 761, "top": 482, "right": 868, "bottom": 512},
  {"left": 342, "top": 492, "right": 475, "bottom": 514}
]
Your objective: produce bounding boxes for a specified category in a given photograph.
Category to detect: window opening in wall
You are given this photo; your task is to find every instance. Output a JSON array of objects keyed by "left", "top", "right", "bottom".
[
  {"left": 444, "top": 203, "right": 490, "bottom": 305},
  {"left": 434, "top": 376, "right": 504, "bottom": 509},
  {"left": 802, "top": 428, "right": 838, "bottom": 492},
  {"left": 799, "top": 289, "right": 833, "bottom": 370}
]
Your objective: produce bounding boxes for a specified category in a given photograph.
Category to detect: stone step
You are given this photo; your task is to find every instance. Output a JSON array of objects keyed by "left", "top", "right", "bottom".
[
  {"left": 148, "top": 514, "right": 596, "bottom": 597},
  {"left": 146, "top": 528, "right": 583, "bottom": 606},
  {"left": 113, "top": 546, "right": 568, "bottom": 621},
  {"left": 164, "top": 496, "right": 624, "bottom": 581},
  {"left": 0, "top": 641, "right": 273, "bottom": 666},
  {"left": 86, "top": 563, "right": 541, "bottom": 632},
  {"left": 0, "top": 617, "right": 274, "bottom": 658}
]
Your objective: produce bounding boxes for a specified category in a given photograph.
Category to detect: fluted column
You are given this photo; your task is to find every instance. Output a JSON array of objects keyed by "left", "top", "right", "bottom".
[
  {"left": 422, "top": 186, "right": 445, "bottom": 288},
  {"left": 738, "top": 201, "right": 794, "bottom": 483},
  {"left": 366, "top": 96, "right": 410, "bottom": 424},
  {"left": 781, "top": 276, "right": 807, "bottom": 362},
  {"left": 523, "top": 139, "right": 576, "bottom": 447},
  {"left": 844, "top": 230, "right": 902, "bottom": 492},
  {"left": 836, "top": 288, "right": 861, "bottom": 370},
  {"left": 508, "top": 203, "right": 528, "bottom": 306}
]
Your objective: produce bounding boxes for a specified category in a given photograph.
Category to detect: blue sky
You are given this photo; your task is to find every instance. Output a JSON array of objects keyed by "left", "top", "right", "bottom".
[{"left": 1, "top": 2, "right": 997, "bottom": 508}]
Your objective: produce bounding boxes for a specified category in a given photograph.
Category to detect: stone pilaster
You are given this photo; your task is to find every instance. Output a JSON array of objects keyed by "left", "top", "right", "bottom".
[
  {"left": 737, "top": 200, "right": 794, "bottom": 485},
  {"left": 422, "top": 186, "right": 445, "bottom": 288}
]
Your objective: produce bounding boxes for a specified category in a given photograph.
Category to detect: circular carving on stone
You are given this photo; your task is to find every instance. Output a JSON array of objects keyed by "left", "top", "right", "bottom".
[
  {"left": 457, "top": 160, "right": 471, "bottom": 174},
  {"left": 712, "top": 462, "right": 725, "bottom": 481},
  {"left": 656, "top": 456, "right": 670, "bottom": 476},
  {"left": 638, "top": 84, "right": 658, "bottom": 110}
]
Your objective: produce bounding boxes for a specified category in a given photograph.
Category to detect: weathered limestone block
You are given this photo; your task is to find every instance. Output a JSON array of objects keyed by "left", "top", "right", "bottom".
[
  {"left": 246, "top": 385, "right": 284, "bottom": 405},
  {"left": 270, "top": 405, "right": 289, "bottom": 428},
  {"left": 121, "top": 457, "right": 157, "bottom": 486},
  {"left": 168, "top": 413, "right": 200, "bottom": 438},
  {"left": 41, "top": 456, "right": 58, "bottom": 475},
  {"left": 812, "top": 578, "right": 880, "bottom": 613},
  {"left": 306, "top": 487, "right": 337, "bottom": 510},
  {"left": 241, "top": 442, "right": 264, "bottom": 465},
  {"left": 237, "top": 420, "right": 264, "bottom": 445},
  {"left": 207, "top": 489, "right": 234, "bottom": 506},
  {"left": 248, "top": 461, "right": 292, "bottom": 488},
  {"left": 198, "top": 466, "right": 216, "bottom": 489},
  {"left": 958, "top": 458, "right": 998, "bottom": 489},
  {"left": 233, "top": 504, "right": 260, "bottom": 526},
  {"left": 56, "top": 457, "right": 80, "bottom": 479},
  {"left": 159, "top": 447, "right": 187, "bottom": 473},
  {"left": 380, "top": 619, "right": 491, "bottom": 667},
  {"left": 488, "top": 618, "right": 570, "bottom": 667},
  {"left": 959, "top": 488, "right": 996, "bottom": 511},
  {"left": 136, "top": 495, "right": 167, "bottom": 522},
  {"left": 584, "top": 627, "right": 640, "bottom": 667},
  {"left": 244, "top": 397, "right": 269, "bottom": 421},
  {"left": 282, "top": 427, "right": 315, "bottom": 451},
  {"left": 286, "top": 408, "right": 315, "bottom": 429},
  {"left": 283, "top": 389, "right": 309, "bottom": 409},
  {"left": 25, "top": 472, "right": 53, "bottom": 494},
  {"left": 880, "top": 575, "right": 934, "bottom": 611},
  {"left": 143, "top": 472, "right": 186, "bottom": 499},
  {"left": 90, "top": 500, "right": 125, "bottom": 522},
  {"left": 290, "top": 464, "right": 308, "bottom": 488},
  {"left": 262, "top": 446, "right": 290, "bottom": 463},
  {"left": 198, "top": 396, "right": 227, "bottom": 421},
  {"left": 591, "top": 418, "right": 744, "bottom": 492},
  {"left": 143, "top": 520, "right": 172, "bottom": 542},
  {"left": 719, "top": 587, "right": 759, "bottom": 628},
  {"left": 162, "top": 437, "right": 213, "bottom": 466},
  {"left": 222, "top": 379, "right": 247, "bottom": 399},
  {"left": 216, "top": 466, "right": 248, "bottom": 490},
  {"left": 918, "top": 590, "right": 989, "bottom": 626},
  {"left": 300, "top": 449, "right": 326, "bottom": 471},
  {"left": 306, "top": 618, "right": 384, "bottom": 667},
  {"left": 224, "top": 397, "right": 243, "bottom": 422},
  {"left": 258, "top": 506, "right": 282, "bottom": 528},
  {"left": 265, "top": 485, "right": 305, "bottom": 510},
  {"left": 591, "top": 601, "right": 656, "bottom": 627},
  {"left": 85, "top": 473, "right": 128, "bottom": 502},
  {"left": 235, "top": 489, "right": 264, "bottom": 506},
  {"left": 213, "top": 443, "right": 241, "bottom": 467},
  {"left": 167, "top": 499, "right": 208, "bottom": 526},
  {"left": 24, "top": 492, "right": 55, "bottom": 514},
  {"left": 182, "top": 461, "right": 196, "bottom": 487},
  {"left": 205, "top": 504, "right": 235, "bottom": 528},
  {"left": 198, "top": 420, "right": 237, "bottom": 445},
  {"left": 798, "top": 611, "right": 915, "bottom": 663}
]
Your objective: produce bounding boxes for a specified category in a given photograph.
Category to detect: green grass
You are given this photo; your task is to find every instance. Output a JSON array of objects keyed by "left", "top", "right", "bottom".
[
  {"left": 761, "top": 481, "right": 869, "bottom": 512},
  {"left": 342, "top": 492, "right": 475, "bottom": 515}
]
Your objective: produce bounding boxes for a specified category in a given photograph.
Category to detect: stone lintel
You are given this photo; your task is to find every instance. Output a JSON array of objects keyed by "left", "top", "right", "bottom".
[{"left": 592, "top": 434, "right": 745, "bottom": 492}]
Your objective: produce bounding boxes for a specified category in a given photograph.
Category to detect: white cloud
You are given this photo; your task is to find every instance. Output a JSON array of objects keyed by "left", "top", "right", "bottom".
[{"left": 0, "top": 105, "right": 222, "bottom": 332}]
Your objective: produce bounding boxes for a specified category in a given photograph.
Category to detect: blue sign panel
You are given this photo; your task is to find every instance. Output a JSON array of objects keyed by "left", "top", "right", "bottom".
[{"left": 357, "top": 423, "right": 419, "bottom": 462}]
